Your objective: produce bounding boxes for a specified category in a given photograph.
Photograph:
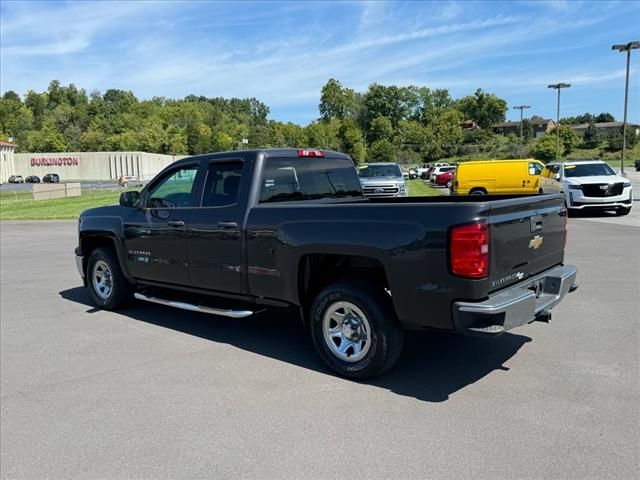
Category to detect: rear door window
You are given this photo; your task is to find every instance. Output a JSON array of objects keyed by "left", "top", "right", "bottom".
[{"left": 201, "top": 161, "right": 244, "bottom": 207}]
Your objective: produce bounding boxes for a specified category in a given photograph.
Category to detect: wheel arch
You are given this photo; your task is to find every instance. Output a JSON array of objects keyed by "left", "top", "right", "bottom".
[
  {"left": 297, "top": 253, "right": 391, "bottom": 324},
  {"left": 80, "top": 232, "right": 133, "bottom": 283}
]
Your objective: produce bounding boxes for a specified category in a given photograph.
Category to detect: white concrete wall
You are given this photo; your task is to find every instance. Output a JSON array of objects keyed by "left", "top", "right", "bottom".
[
  {"left": 1, "top": 145, "right": 16, "bottom": 183},
  {"left": 12, "top": 151, "right": 186, "bottom": 182}
]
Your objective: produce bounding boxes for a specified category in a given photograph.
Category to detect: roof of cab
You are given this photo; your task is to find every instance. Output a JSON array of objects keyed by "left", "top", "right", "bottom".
[
  {"left": 361, "top": 162, "right": 400, "bottom": 166},
  {"left": 172, "top": 148, "right": 351, "bottom": 166}
]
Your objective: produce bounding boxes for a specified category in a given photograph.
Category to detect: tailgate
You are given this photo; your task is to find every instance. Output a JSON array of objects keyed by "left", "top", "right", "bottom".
[{"left": 488, "top": 194, "right": 566, "bottom": 292}]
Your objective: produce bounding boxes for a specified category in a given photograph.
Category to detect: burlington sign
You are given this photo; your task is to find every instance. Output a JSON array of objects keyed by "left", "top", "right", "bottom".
[{"left": 30, "top": 156, "right": 80, "bottom": 167}]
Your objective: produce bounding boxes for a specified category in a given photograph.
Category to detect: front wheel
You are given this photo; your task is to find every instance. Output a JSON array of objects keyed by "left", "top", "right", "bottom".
[
  {"left": 309, "top": 281, "right": 404, "bottom": 379},
  {"left": 87, "top": 247, "right": 133, "bottom": 310}
]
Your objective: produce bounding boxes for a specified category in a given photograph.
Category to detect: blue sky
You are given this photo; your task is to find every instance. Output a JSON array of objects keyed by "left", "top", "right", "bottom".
[{"left": 1, "top": 0, "right": 639, "bottom": 125}]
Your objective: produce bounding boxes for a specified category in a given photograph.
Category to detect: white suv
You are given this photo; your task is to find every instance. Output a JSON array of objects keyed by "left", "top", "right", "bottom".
[{"left": 541, "top": 161, "right": 632, "bottom": 216}]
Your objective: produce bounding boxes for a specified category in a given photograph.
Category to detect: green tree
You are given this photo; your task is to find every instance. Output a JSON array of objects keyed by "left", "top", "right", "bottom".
[
  {"left": 606, "top": 127, "right": 638, "bottom": 152},
  {"left": 521, "top": 118, "right": 533, "bottom": 141},
  {"left": 338, "top": 119, "right": 366, "bottom": 164},
  {"left": 0, "top": 98, "right": 33, "bottom": 138},
  {"left": 24, "top": 117, "right": 67, "bottom": 152},
  {"left": 2, "top": 90, "right": 21, "bottom": 103},
  {"left": 319, "top": 78, "right": 356, "bottom": 120},
  {"left": 456, "top": 88, "right": 508, "bottom": 129},
  {"left": 595, "top": 112, "right": 615, "bottom": 123},
  {"left": 367, "top": 139, "right": 396, "bottom": 162},
  {"left": 369, "top": 115, "right": 393, "bottom": 142},
  {"left": 363, "top": 84, "right": 418, "bottom": 127},
  {"left": 422, "top": 109, "right": 463, "bottom": 160},
  {"left": 304, "top": 120, "right": 340, "bottom": 149},
  {"left": 582, "top": 122, "right": 600, "bottom": 148},
  {"left": 548, "top": 124, "right": 579, "bottom": 154},
  {"left": 212, "top": 132, "right": 234, "bottom": 151},
  {"left": 532, "top": 135, "right": 557, "bottom": 162}
]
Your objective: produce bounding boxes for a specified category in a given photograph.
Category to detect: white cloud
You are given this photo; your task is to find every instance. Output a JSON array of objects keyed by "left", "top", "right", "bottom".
[{"left": 1, "top": 0, "right": 638, "bottom": 123}]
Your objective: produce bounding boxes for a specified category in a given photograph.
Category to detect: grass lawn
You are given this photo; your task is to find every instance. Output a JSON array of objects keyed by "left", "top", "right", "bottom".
[
  {"left": 0, "top": 180, "right": 443, "bottom": 220},
  {"left": 407, "top": 179, "right": 443, "bottom": 196},
  {"left": 0, "top": 189, "right": 124, "bottom": 220}
]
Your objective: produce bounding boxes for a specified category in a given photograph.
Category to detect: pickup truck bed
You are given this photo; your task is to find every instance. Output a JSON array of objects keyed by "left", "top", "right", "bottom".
[{"left": 76, "top": 149, "right": 577, "bottom": 378}]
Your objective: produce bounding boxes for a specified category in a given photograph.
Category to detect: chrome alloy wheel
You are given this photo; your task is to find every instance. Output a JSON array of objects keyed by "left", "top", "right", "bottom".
[
  {"left": 92, "top": 259, "right": 113, "bottom": 300},
  {"left": 322, "top": 301, "right": 372, "bottom": 362}
]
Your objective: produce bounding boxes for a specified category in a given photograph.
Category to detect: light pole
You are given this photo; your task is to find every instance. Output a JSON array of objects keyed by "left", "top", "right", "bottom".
[
  {"left": 547, "top": 83, "right": 571, "bottom": 162},
  {"left": 612, "top": 41, "right": 640, "bottom": 175},
  {"left": 513, "top": 105, "right": 531, "bottom": 158}
]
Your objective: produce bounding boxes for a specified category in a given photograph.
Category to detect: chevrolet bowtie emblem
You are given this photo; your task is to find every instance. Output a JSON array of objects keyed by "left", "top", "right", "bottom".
[{"left": 529, "top": 235, "right": 543, "bottom": 250}]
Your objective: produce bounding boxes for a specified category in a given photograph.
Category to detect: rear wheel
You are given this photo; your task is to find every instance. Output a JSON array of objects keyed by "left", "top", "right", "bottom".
[
  {"left": 309, "top": 281, "right": 404, "bottom": 379},
  {"left": 470, "top": 188, "right": 487, "bottom": 195},
  {"left": 87, "top": 247, "right": 133, "bottom": 310},
  {"left": 446, "top": 179, "right": 453, "bottom": 189}
]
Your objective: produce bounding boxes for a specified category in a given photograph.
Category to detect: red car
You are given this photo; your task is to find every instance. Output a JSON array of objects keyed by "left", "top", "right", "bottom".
[{"left": 434, "top": 170, "right": 454, "bottom": 188}]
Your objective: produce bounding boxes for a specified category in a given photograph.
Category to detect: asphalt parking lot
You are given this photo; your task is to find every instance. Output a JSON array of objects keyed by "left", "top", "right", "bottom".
[{"left": 1, "top": 211, "right": 639, "bottom": 478}]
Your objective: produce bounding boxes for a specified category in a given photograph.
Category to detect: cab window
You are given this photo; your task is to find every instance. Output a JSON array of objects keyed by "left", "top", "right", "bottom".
[
  {"left": 259, "top": 157, "right": 362, "bottom": 203},
  {"left": 528, "top": 162, "right": 544, "bottom": 176},
  {"left": 147, "top": 165, "right": 198, "bottom": 208}
]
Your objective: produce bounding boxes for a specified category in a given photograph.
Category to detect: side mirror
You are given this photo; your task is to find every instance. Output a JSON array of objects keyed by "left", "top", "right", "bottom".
[
  {"left": 554, "top": 173, "right": 561, "bottom": 181},
  {"left": 119, "top": 190, "right": 140, "bottom": 208}
]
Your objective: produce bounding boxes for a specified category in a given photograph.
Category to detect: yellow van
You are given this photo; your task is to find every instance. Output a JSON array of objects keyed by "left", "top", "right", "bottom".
[{"left": 453, "top": 159, "right": 545, "bottom": 195}]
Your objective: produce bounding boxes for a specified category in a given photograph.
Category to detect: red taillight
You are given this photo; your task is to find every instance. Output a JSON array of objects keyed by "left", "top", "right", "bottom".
[
  {"left": 297, "top": 149, "right": 325, "bottom": 158},
  {"left": 450, "top": 223, "right": 489, "bottom": 279}
]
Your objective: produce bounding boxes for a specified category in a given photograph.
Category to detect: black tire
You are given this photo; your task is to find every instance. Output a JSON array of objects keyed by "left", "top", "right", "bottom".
[
  {"left": 309, "top": 281, "right": 404, "bottom": 379},
  {"left": 470, "top": 188, "right": 487, "bottom": 195},
  {"left": 86, "top": 247, "right": 133, "bottom": 310},
  {"left": 615, "top": 207, "right": 631, "bottom": 216}
]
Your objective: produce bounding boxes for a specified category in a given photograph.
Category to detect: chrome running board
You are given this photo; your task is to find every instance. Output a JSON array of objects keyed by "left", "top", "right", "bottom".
[{"left": 134, "top": 292, "right": 254, "bottom": 318}]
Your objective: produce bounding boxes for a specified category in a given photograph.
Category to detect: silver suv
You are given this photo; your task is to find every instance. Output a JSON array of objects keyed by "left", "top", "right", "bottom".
[
  {"left": 541, "top": 161, "right": 632, "bottom": 216},
  {"left": 358, "top": 162, "right": 408, "bottom": 198}
]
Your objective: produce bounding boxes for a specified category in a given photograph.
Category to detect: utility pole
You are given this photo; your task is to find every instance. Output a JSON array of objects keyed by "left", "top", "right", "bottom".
[
  {"left": 612, "top": 41, "right": 639, "bottom": 175},
  {"left": 513, "top": 105, "right": 531, "bottom": 158},
  {"left": 547, "top": 83, "right": 571, "bottom": 162}
]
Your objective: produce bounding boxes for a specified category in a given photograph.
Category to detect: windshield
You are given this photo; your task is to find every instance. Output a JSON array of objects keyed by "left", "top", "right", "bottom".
[
  {"left": 565, "top": 163, "right": 615, "bottom": 177},
  {"left": 358, "top": 164, "right": 402, "bottom": 178}
]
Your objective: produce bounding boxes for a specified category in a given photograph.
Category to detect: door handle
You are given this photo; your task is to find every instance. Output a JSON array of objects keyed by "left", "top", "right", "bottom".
[
  {"left": 167, "top": 220, "right": 185, "bottom": 228},
  {"left": 218, "top": 221, "right": 238, "bottom": 229}
]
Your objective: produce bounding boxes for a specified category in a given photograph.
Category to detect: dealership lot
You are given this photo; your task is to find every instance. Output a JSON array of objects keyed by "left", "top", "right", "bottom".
[{"left": 1, "top": 212, "right": 638, "bottom": 478}]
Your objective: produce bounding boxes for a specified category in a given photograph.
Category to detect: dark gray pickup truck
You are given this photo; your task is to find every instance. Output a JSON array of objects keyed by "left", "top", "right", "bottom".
[{"left": 75, "top": 148, "right": 577, "bottom": 378}]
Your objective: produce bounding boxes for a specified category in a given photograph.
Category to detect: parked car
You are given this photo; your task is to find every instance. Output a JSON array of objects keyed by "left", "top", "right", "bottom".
[
  {"left": 434, "top": 170, "right": 455, "bottom": 188},
  {"left": 429, "top": 166, "right": 456, "bottom": 183},
  {"left": 43, "top": 173, "right": 60, "bottom": 183},
  {"left": 8, "top": 175, "right": 24, "bottom": 183},
  {"left": 407, "top": 168, "right": 418, "bottom": 180},
  {"left": 358, "top": 162, "right": 408, "bottom": 197},
  {"left": 422, "top": 162, "right": 451, "bottom": 180},
  {"left": 118, "top": 175, "right": 144, "bottom": 187},
  {"left": 75, "top": 148, "right": 577, "bottom": 379},
  {"left": 25, "top": 175, "right": 41, "bottom": 183},
  {"left": 634, "top": 159, "right": 640, "bottom": 172},
  {"left": 416, "top": 164, "right": 431, "bottom": 178},
  {"left": 452, "top": 159, "right": 544, "bottom": 195},
  {"left": 540, "top": 160, "right": 632, "bottom": 216}
]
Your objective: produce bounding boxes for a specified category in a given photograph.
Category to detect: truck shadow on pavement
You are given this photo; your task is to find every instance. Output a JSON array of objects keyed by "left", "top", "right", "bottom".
[{"left": 60, "top": 287, "right": 531, "bottom": 403}]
